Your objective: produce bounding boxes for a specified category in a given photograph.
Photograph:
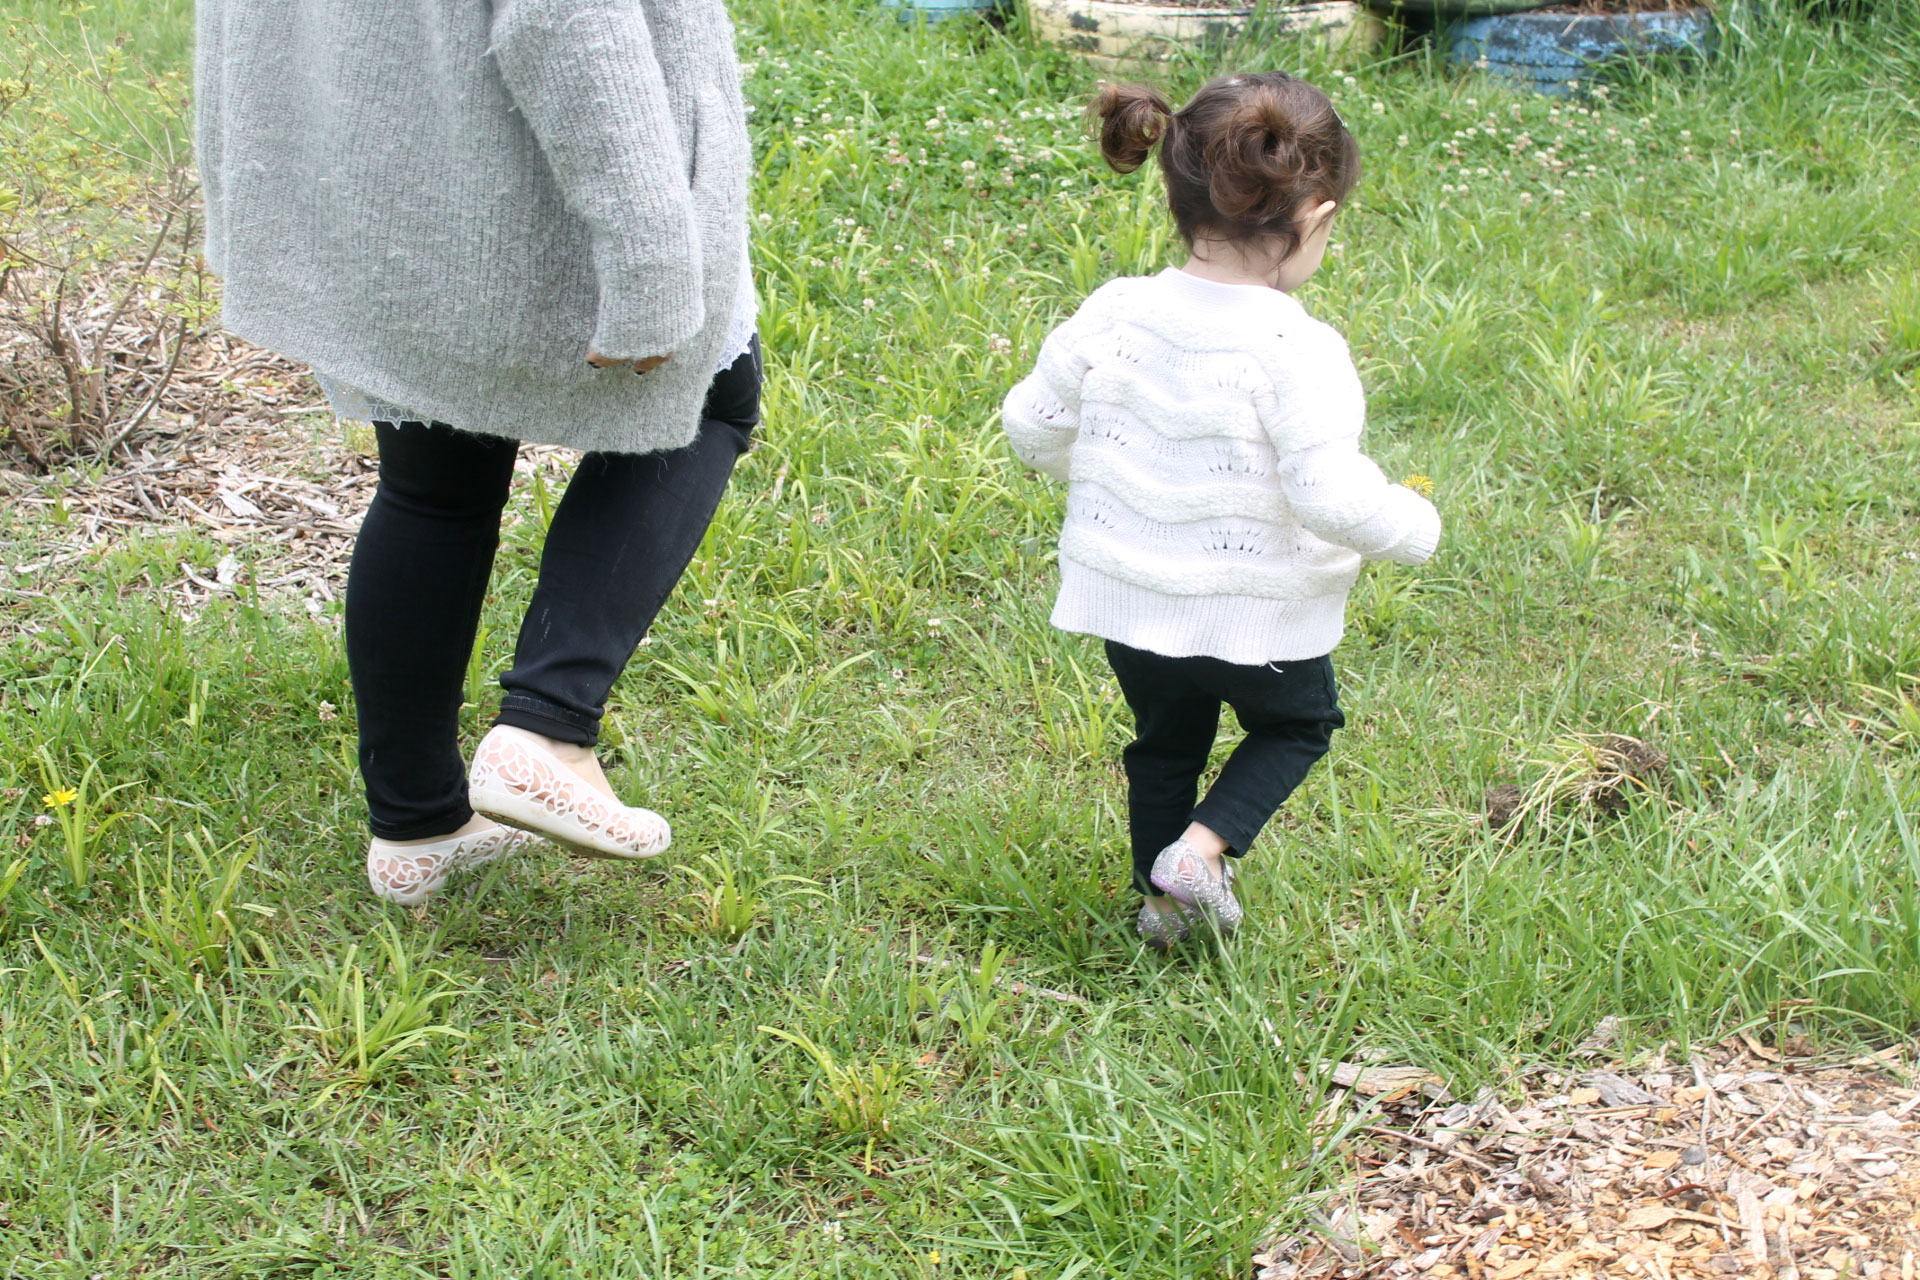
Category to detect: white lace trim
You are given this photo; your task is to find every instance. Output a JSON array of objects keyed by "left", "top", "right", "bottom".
[{"left": 716, "top": 251, "right": 758, "bottom": 373}]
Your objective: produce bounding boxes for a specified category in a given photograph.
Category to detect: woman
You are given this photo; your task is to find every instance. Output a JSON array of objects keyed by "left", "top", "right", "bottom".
[{"left": 197, "top": 0, "right": 757, "bottom": 903}]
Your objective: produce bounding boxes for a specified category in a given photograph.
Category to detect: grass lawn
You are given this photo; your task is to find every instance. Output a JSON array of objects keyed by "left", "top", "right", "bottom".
[{"left": 4, "top": 0, "right": 1920, "bottom": 1274}]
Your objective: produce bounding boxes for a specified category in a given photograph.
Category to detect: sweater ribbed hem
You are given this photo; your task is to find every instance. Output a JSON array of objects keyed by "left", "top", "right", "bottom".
[{"left": 1051, "top": 557, "right": 1348, "bottom": 665}]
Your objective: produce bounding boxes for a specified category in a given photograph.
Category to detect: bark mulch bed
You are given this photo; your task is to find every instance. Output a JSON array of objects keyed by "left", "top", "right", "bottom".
[
  {"left": 1262, "top": 1034, "right": 1920, "bottom": 1279},
  {"left": 1, "top": 333, "right": 369, "bottom": 628},
  {"left": 2, "top": 332, "right": 573, "bottom": 633}
]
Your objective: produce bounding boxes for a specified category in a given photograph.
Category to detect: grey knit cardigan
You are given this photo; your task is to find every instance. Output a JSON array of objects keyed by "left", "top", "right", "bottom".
[{"left": 196, "top": 0, "right": 752, "bottom": 454}]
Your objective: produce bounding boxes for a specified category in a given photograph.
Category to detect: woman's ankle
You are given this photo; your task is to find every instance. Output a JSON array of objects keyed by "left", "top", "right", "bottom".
[
  {"left": 493, "top": 722, "right": 595, "bottom": 764},
  {"left": 377, "top": 812, "right": 495, "bottom": 847},
  {"left": 483, "top": 723, "right": 618, "bottom": 798}
]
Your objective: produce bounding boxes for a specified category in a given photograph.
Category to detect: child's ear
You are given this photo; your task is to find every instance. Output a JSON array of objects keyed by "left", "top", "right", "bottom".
[{"left": 1311, "top": 199, "right": 1339, "bottom": 223}]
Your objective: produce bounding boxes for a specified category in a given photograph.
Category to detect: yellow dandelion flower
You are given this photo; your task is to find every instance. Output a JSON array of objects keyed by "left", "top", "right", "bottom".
[
  {"left": 1402, "top": 473, "right": 1436, "bottom": 497},
  {"left": 43, "top": 788, "right": 77, "bottom": 808}
]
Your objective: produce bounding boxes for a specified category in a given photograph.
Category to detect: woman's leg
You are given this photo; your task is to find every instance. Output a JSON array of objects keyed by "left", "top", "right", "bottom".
[
  {"left": 1106, "top": 641, "right": 1223, "bottom": 896},
  {"left": 496, "top": 339, "right": 762, "bottom": 745},
  {"left": 345, "top": 422, "right": 519, "bottom": 839}
]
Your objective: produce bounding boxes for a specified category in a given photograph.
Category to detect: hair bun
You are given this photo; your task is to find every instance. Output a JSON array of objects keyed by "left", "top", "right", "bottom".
[
  {"left": 1089, "top": 81, "right": 1173, "bottom": 175},
  {"left": 1205, "top": 84, "right": 1313, "bottom": 221},
  {"left": 1088, "top": 71, "right": 1360, "bottom": 264}
]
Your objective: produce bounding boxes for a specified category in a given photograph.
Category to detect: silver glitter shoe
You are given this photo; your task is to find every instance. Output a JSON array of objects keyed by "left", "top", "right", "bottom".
[
  {"left": 1148, "top": 838, "right": 1244, "bottom": 934},
  {"left": 1136, "top": 899, "right": 1195, "bottom": 951}
]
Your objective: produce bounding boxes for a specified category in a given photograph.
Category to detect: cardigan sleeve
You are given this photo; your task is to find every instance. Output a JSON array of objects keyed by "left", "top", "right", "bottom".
[
  {"left": 490, "top": 0, "right": 705, "bottom": 360},
  {"left": 1001, "top": 293, "right": 1114, "bottom": 483},
  {"left": 1277, "top": 442, "right": 1441, "bottom": 565},
  {"left": 1258, "top": 327, "right": 1442, "bottom": 566}
]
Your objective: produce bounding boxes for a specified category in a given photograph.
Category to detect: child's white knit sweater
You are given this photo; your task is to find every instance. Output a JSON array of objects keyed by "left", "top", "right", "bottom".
[{"left": 1003, "top": 268, "right": 1441, "bottom": 665}]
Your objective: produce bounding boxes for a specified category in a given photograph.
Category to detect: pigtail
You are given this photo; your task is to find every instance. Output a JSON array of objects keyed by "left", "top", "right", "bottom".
[{"left": 1089, "top": 81, "right": 1173, "bottom": 175}]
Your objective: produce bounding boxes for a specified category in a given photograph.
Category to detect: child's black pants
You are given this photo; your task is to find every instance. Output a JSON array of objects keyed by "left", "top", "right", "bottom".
[{"left": 1105, "top": 640, "right": 1344, "bottom": 896}]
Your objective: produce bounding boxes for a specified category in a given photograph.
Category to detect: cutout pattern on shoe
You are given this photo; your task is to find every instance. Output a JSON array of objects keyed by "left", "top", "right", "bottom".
[
  {"left": 1137, "top": 900, "right": 1195, "bottom": 951},
  {"left": 1147, "top": 839, "right": 1244, "bottom": 933},
  {"left": 366, "top": 824, "right": 542, "bottom": 907},
  {"left": 468, "top": 729, "right": 671, "bottom": 859}
]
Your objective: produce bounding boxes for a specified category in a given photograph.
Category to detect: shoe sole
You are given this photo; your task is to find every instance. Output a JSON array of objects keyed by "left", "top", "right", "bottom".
[{"left": 470, "top": 785, "right": 670, "bottom": 861}]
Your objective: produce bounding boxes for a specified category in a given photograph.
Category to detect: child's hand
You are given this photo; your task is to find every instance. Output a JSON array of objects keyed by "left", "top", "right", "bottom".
[
  {"left": 588, "top": 350, "right": 671, "bottom": 373},
  {"left": 1402, "top": 473, "right": 1435, "bottom": 497}
]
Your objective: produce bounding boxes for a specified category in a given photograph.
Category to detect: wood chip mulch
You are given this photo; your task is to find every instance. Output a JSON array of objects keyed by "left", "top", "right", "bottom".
[
  {"left": 1261, "top": 1032, "right": 1920, "bottom": 1280},
  {"left": 2, "top": 331, "right": 574, "bottom": 634}
]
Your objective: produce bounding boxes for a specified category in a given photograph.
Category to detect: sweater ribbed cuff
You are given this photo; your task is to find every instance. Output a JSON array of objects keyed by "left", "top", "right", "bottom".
[
  {"left": 592, "top": 261, "right": 706, "bottom": 361},
  {"left": 1387, "top": 494, "right": 1443, "bottom": 566}
]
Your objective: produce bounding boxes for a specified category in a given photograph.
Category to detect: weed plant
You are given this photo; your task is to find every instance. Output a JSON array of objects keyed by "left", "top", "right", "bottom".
[{"left": 2, "top": 0, "right": 1919, "bottom": 1274}]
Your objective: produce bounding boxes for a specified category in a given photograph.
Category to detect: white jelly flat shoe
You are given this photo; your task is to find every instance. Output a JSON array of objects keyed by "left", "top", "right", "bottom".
[
  {"left": 467, "top": 726, "right": 671, "bottom": 860},
  {"left": 366, "top": 820, "right": 543, "bottom": 906}
]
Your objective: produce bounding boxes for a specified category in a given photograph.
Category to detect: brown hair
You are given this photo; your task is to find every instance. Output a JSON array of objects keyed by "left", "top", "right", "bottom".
[{"left": 1091, "top": 73, "right": 1360, "bottom": 259}]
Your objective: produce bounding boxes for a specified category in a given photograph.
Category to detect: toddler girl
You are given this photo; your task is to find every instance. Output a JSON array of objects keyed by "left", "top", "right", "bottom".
[{"left": 1002, "top": 72, "right": 1441, "bottom": 949}]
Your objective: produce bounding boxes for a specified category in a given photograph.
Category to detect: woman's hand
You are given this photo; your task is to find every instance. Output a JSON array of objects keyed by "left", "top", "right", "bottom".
[{"left": 587, "top": 351, "right": 671, "bottom": 373}]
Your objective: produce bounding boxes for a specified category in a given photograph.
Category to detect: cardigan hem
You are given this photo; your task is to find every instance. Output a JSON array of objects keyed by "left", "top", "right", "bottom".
[{"left": 1050, "top": 557, "right": 1347, "bottom": 665}]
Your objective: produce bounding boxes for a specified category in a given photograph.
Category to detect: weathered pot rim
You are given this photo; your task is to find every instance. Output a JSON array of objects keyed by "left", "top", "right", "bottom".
[
  {"left": 1455, "top": 4, "right": 1714, "bottom": 19},
  {"left": 1031, "top": 0, "right": 1352, "bottom": 13},
  {"left": 1362, "top": 0, "right": 1705, "bottom": 12}
]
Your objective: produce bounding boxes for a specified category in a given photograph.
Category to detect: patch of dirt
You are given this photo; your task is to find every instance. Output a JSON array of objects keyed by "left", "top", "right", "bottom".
[
  {"left": 1484, "top": 733, "right": 1669, "bottom": 835},
  {"left": 1, "top": 328, "right": 574, "bottom": 633},
  {"left": 1261, "top": 1036, "right": 1920, "bottom": 1279}
]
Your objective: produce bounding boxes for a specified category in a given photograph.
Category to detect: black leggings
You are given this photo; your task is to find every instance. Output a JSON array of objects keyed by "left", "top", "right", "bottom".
[
  {"left": 344, "top": 341, "right": 761, "bottom": 840},
  {"left": 1106, "top": 640, "right": 1344, "bottom": 896}
]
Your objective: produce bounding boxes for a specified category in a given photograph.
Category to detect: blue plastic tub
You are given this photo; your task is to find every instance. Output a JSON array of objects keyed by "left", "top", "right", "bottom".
[
  {"left": 884, "top": 0, "right": 1004, "bottom": 22},
  {"left": 1447, "top": 7, "right": 1717, "bottom": 96}
]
